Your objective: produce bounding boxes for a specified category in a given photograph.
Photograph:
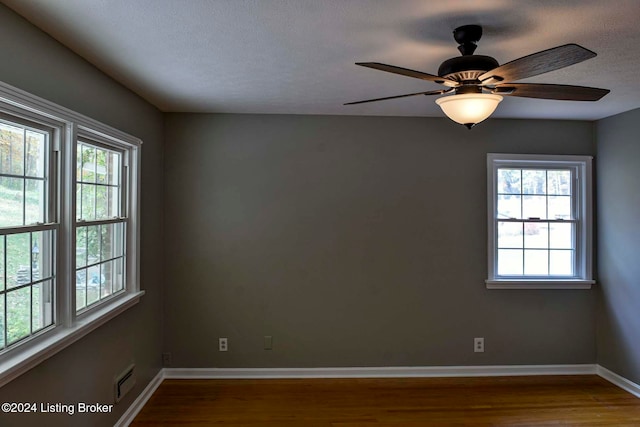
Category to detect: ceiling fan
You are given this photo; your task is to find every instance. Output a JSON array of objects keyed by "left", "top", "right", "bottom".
[{"left": 345, "top": 25, "right": 610, "bottom": 129}]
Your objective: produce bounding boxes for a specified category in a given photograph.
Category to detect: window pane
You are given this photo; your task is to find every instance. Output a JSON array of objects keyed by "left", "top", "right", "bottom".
[
  {"left": 86, "top": 263, "right": 101, "bottom": 306},
  {"left": 497, "top": 169, "right": 521, "bottom": 194},
  {"left": 548, "top": 196, "right": 571, "bottom": 220},
  {"left": 108, "top": 151, "right": 120, "bottom": 186},
  {"left": 102, "top": 260, "right": 113, "bottom": 298},
  {"left": 498, "top": 195, "right": 521, "bottom": 219},
  {"left": 0, "top": 121, "right": 24, "bottom": 175},
  {"left": 76, "top": 226, "right": 87, "bottom": 268},
  {"left": 86, "top": 225, "right": 100, "bottom": 265},
  {"left": 550, "top": 250, "right": 574, "bottom": 275},
  {"left": 96, "top": 185, "right": 107, "bottom": 218},
  {"left": 111, "top": 186, "right": 120, "bottom": 217},
  {"left": 76, "top": 144, "right": 82, "bottom": 181},
  {"left": 498, "top": 222, "right": 523, "bottom": 248},
  {"left": 96, "top": 148, "right": 107, "bottom": 184},
  {"left": 0, "top": 176, "right": 24, "bottom": 227},
  {"left": 6, "top": 232, "right": 30, "bottom": 289},
  {"left": 6, "top": 287, "right": 31, "bottom": 344},
  {"left": 522, "top": 170, "right": 546, "bottom": 195},
  {"left": 114, "top": 257, "right": 124, "bottom": 292},
  {"left": 95, "top": 186, "right": 119, "bottom": 219},
  {"left": 498, "top": 249, "right": 523, "bottom": 275},
  {"left": 80, "top": 145, "right": 96, "bottom": 183},
  {"left": 75, "top": 184, "right": 82, "bottom": 219},
  {"left": 31, "top": 230, "right": 47, "bottom": 282},
  {"left": 32, "top": 280, "right": 53, "bottom": 332},
  {"left": 81, "top": 183, "right": 96, "bottom": 220},
  {"left": 101, "top": 222, "right": 124, "bottom": 261},
  {"left": 524, "top": 222, "right": 548, "bottom": 248},
  {"left": 522, "top": 195, "right": 546, "bottom": 219},
  {"left": 547, "top": 170, "right": 571, "bottom": 195},
  {"left": 25, "top": 130, "right": 46, "bottom": 178},
  {"left": 524, "top": 249, "right": 549, "bottom": 275},
  {"left": 550, "top": 223, "right": 573, "bottom": 249},
  {"left": 76, "top": 268, "right": 87, "bottom": 311},
  {"left": 25, "top": 178, "right": 45, "bottom": 224}
]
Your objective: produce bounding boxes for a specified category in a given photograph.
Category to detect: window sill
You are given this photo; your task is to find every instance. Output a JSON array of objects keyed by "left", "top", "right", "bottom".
[
  {"left": 485, "top": 280, "right": 595, "bottom": 289},
  {"left": 0, "top": 290, "right": 145, "bottom": 388}
]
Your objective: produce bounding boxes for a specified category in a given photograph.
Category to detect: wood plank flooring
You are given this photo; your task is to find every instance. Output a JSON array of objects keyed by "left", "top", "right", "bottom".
[{"left": 131, "top": 375, "right": 640, "bottom": 426}]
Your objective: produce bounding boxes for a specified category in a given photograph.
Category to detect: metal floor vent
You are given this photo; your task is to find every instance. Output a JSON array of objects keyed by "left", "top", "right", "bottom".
[{"left": 115, "top": 364, "right": 136, "bottom": 403}]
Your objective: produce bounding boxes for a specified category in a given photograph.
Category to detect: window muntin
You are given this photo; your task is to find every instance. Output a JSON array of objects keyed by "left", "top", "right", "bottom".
[
  {"left": 0, "top": 117, "right": 55, "bottom": 350},
  {"left": 75, "top": 140, "right": 127, "bottom": 312},
  {"left": 487, "top": 154, "right": 593, "bottom": 287}
]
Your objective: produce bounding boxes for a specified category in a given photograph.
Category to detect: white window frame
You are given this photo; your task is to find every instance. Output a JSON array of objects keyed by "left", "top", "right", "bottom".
[
  {"left": 486, "top": 153, "right": 594, "bottom": 289},
  {"left": 0, "top": 81, "right": 143, "bottom": 387}
]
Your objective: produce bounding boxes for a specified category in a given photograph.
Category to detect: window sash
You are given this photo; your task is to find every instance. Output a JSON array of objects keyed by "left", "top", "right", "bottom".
[
  {"left": 0, "top": 116, "right": 55, "bottom": 228},
  {"left": 75, "top": 139, "right": 126, "bottom": 222},
  {"left": 74, "top": 220, "right": 127, "bottom": 313},
  {"left": 495, "top": 219, "right": 577, "bottom": 278}
]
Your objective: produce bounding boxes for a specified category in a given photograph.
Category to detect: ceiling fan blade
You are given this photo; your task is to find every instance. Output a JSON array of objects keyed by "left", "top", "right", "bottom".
[
  {"left": 344, "top": 89, "right": 451, "bottom": 105},
  {"left": 356, "top": 62, "right": 458, "bottom": 87},
  {"left": 492, "top": 83, "right": 610, "bottom": 101},
  {"left": 479, "top": 44, "right": 596, "bottom": 85}
]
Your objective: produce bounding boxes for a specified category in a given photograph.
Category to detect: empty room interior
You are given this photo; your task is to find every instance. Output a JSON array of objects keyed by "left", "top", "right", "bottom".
[{"left": 0, "top": 1, "right": 639, "bottom": 426}]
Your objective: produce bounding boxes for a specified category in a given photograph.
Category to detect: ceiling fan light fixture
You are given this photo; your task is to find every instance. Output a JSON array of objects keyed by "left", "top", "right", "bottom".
[{"left": 435, "top": 93, "right": 503, "bottom": 128}]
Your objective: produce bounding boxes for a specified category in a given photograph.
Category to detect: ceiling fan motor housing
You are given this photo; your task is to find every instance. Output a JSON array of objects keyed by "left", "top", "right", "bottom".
[{"left": 438, "top": 55, "right": 499, "bottom": 83}]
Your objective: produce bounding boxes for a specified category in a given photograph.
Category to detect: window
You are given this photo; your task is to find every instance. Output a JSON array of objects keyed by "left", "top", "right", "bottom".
[
  {"left": 0, "top": 81, "right": 142, "bottom": 386},
  {"left": 486, "top": 154, "right": 594, "bottom": 289}
]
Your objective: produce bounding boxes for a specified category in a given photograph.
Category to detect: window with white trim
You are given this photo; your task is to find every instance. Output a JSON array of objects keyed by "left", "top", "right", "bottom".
[
  {"left": 486, "top": 154, "right": 594, "bottom": 289},
  {"left": 0, "top": 81, "right": 142, "bottom": 386}
]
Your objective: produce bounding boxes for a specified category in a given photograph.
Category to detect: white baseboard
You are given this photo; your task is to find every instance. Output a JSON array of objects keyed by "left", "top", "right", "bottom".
[
  {"left": 114, "top": 368, "right": 164, "bottom": 427},
  {"left": 597, "top": 365, "right": 640, "bottom": 398},
  {"left": 163, "top": 364, "right": 597, "bottom": 379}
]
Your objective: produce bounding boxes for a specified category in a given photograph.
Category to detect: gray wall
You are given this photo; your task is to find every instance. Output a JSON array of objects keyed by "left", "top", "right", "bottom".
[
  {"left": 0, "top": 5, "right": 164, "bottom": 427},
  {"left": 596, "top": 108, "right": 640, "bottom": 385},
  {"left": 164, "top": 113, "right": 597, "bottom": 368}
]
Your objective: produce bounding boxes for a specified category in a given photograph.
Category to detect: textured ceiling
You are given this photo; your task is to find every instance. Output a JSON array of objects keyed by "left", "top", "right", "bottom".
[{"left": 3, "top": 0, "right": 640, "bottom": 120}]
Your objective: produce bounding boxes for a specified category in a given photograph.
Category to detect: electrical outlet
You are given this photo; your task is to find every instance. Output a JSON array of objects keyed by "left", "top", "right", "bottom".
[
  {"left": 162, "top": 352, "right": 172, "bottom": 366},
  {"left": 219, "top": 337, "right": 228, "bottom": 352},
  {"left": 474, "top": 337, "right": 484, "bottom": 353}
]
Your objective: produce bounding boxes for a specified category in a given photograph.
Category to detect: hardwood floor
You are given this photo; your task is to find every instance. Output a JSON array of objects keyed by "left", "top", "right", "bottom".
[{"left": 131, "top": 375, "right": 640, "bottom": 426}]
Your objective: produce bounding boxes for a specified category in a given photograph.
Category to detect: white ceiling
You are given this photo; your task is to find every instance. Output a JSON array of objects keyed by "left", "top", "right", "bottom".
[{"left": 4, "top": 0, "right": 640, "bottom": 120}]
